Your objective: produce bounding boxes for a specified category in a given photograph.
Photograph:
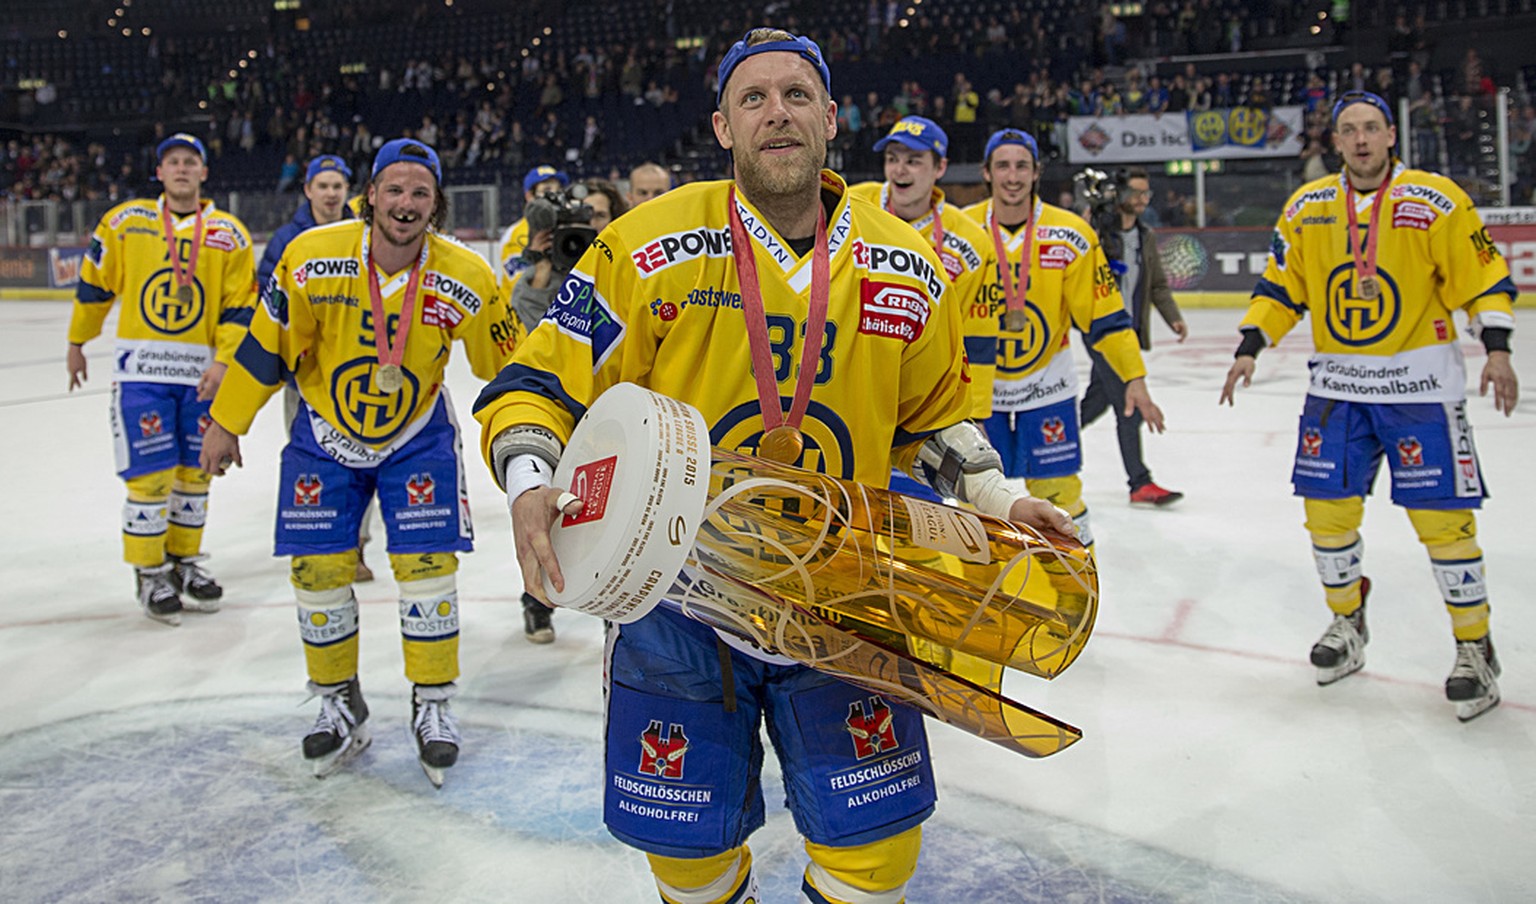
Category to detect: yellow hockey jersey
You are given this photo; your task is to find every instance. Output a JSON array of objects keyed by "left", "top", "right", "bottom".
[
  {"left": 1244, "top": 164, "right": 1518, "bottom": 403},
  {"left": 963, "top": 199, "right": 1144, "bottom": 412},
  {"left": 474, "top": 171, "right": 973, "bottom": 487},
  {"left": 212, "top": 220, "right": 515, "bottom": 456},
  {"left": 71, "top": 196, "right": 256, "bottom": 386},
  {"left": 848, "top": 181, "right": 997, "bottom": 418}
]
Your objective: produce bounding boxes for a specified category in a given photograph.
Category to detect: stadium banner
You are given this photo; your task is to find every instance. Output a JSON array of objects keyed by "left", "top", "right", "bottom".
[
  {"left": 1152, "top": 224, "right": 1536, "bottom": 298},
  {"left": 1067, "top": 106, "right": 1305, "bottom": 164},
  {"left": 0, "top": 246, "right": 49, "bottom": 288},
  {"left": 49, "top": 247, "right": 87, "bottom": 289}
]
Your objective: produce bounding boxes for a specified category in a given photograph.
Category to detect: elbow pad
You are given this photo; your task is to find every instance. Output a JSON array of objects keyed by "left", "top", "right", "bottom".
[
  {"left": 914, "top": 421, "right": 1002, "bottom": 501},
  {"left": 490, "top": 424, "right": 563, "bottom": 490}
]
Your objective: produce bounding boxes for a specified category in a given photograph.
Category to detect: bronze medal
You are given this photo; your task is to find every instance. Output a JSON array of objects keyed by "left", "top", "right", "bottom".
[
  {"left": 1002, "top": 309, "right": 1028, "bottom": 332},
  {"left": 375, "top": 363, "right": 404, "bottom": 394},
  {"left": 758, "top": 425, "right": 805, "bottom": 464},
  {"left": 1357, "top": 275, "right": 1379, "bottom": 300},
  {"left": 176, "top": 284, "right": 193, "bottom": 304}
]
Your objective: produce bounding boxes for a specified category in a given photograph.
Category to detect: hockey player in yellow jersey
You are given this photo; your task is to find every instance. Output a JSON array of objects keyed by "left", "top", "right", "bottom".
[
  {"left": 1220, "top": 91, "right": 1519, "bottom": 721},
  {"left": 964, "top": 128, "right": 1165, "bottom": 547},
  {"left": 201, "top": 138, "right": 515, "bottom": 784},
  {"left": 66, "top": 132, "right": 255, "bottom": 626},
  {"left": 848, "top": 115, "right": 996, "bottom": 421},
  {"left": 475, "top": 29, "right": 1073, "bottom": 904}
]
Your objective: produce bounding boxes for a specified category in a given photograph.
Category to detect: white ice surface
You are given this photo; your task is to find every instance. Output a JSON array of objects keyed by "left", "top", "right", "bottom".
[{"left": 1, "top": 301, "right": 1532, "bottom": 903}]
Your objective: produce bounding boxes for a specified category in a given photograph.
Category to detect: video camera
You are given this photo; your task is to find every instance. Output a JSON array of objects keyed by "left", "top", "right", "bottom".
[
  {"left": 523, "top": 184, "right": 599, "bottom": 272},
  {"left": 1073, "top": 167, "right": 1130, "bottom": 266}
]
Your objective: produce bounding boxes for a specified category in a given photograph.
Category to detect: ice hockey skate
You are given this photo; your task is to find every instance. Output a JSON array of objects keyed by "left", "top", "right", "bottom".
[
  {"left": 1445, "top": 635, "right": 1502, "bottom": 722},
  {"left": 1310, "top": 578, "right": 1370, "bottom": 685},
  {"left": 303, "top": 677, "right": 371, "bottom": 778},
  {"left": 168, "top": 554, "right": 223, "bottom": 612},
  {"left": 412, "top": 683, "right": 461, "bottom": 788},
  {"left": 135, "top": 563, "right": 183, "bottom": 626},
  {"left": 522, "top": 592, "right": 555, "bottom": 644}
]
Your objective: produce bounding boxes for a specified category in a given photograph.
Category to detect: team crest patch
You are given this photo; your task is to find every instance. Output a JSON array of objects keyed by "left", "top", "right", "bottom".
[
  {"left": 293, "top": 474, "right": 323, "bottom": 506},
  {"left": 139, "top": 412, "right": 163, "bottom": 437},
  {"left": 1301, "top": 428, "right": 1323, "bottom": 457},
  {"left": 846, "top": 697, "right": 898, "bottom": 759},
  {"left": 406, "top": 473, "right": 435, "bottom": 506},
  {"left": 1396, "top": 437, "right": 1424, "bottom": 467},
  {"left": 638, "top": 720, "right": 689, "bottom": 779},
  {"left": 1041, "top": 416, "right": 1067, "bottom": 444},
  {"left": 857, "top": 279, "right": 929, "bottom": 343}
]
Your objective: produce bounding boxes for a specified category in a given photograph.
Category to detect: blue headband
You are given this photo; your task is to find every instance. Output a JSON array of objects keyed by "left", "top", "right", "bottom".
[
  {"left": 716, "top": 33, "right": 831, "bottom": 107},
  {"left": 983, "top": 128, "right": 1039, "bottom": 166},
  {"left": 1330, "top": 90, "right": 1395, "bottom": 127}
]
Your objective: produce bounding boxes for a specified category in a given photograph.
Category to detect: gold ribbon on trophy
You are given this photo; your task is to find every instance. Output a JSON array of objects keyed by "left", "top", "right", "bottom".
[{"left": 545, "top": 384, "right": 1097, "bottom": 759}]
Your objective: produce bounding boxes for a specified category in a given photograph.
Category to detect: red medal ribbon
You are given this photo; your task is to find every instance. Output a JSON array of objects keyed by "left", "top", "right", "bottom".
[
  {"left": 363, "top": 226, "right": 425, "bottom": 376},
  {"left": 159, "top": 199, "right": 204, "bottom": 292},
  {"left": 1345, "top": 170, "right": 1392, "bottom": 287},
  {"left": 988, "top": 200, "right": 1034, "bottom": 319},
  {"left": 886, "top": 187, "right": 946, "bottom": 263},
  {"left": 728, "top": 186, "right": 830, "bottom": 439}
]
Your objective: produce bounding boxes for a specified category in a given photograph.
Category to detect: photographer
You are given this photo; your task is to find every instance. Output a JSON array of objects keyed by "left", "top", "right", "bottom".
[
  {"left": 508, "top": 178, "right": 628, "bottom": 643},
  {"left": 1080, "top": 167, "right": 1187, "bottom": 507}
]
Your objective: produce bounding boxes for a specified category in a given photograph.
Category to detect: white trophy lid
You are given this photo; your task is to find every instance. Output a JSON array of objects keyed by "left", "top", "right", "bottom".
[{"left": 545, "top": 383, "right": 710, "bottom": 623}]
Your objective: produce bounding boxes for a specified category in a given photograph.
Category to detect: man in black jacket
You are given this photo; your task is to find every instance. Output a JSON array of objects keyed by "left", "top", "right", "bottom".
[{"left": 1081, "top": 167, "right": 1188, "bottom": 506}]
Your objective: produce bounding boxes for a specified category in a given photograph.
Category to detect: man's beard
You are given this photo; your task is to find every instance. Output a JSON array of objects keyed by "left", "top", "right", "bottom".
[
  {"left": 1346, "top": 153, "right": 1390, "bottom": 185},
  {"left": 734, "top": 136, "right": 824, "bottom": 204},
  {"left": 377, "top": 213, "right": 427, "bottom": 246}
]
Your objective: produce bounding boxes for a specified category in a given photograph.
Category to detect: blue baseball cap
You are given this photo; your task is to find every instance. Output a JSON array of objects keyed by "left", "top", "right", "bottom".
[
  {"left": 983, "top": 128, "right": 1039, "bottom": 166},
  {"left": 371, "top": 138, "right": 442, "bottom": 184},
  {"left": 716, "top": 31, "right": 831, "bottom": 107},
  {"left": 305, "top": 154, "right": 353, "bottom": 184},
  {"left": 1330, "top": 90, "right": 1395, "bottom": 127},
  {"left": 523, "top": 165, "right": 569, "bottom": 194},
  {"left": 156, "top": 133, "right": 207, "bottom": 162},
  {"left": 872, "top": 116, "right": 948, "bottom": 157}
]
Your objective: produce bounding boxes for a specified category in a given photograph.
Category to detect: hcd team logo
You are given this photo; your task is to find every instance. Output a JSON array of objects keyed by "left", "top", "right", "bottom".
[
  {"left": 846, "top": 697, "right": 897, "bottom": 759},
  {"left": 1040, "top": 417, "right": 1067, "bottom": 445},
  {"left": 138, "top": 267, "right": 204, "bottom": 335},
  {"left": 406, "top": 473, "right": 435, "bottom": 506},
  {"left": 139, "top": 412, "right": 163, "bottom": 437},
  {"left": 293, "top": 474, "right": 323, "bottom": 507},
  {"left": 1396, "top": 437, "right": 1424, "bottom": 467},
  {"left": 1301, "top": 428, "right": 1323, "bottom": 457},
  {"left": 638, "top": 720, "right": 689, "bottom": 779}
]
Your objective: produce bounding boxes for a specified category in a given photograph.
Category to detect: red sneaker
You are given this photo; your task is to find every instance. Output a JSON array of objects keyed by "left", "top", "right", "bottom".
[{"left": 1129, "top": 482, "right": 1184, "bottom": 507}]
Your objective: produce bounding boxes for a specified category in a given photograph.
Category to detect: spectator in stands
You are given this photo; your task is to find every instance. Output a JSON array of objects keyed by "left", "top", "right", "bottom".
[
  {"left": 626, "top": 162, "right": 671, "bottom": 207},
  {"left": 276, "top": 154, "right": 302, "bottom": 192}
]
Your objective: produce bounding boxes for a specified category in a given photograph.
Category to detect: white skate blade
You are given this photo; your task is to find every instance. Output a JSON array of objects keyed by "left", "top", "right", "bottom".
[
  {"left": 143, "top": 609, "right": 182, "bottom": 627},
  {"left": 180, "top": 597, "right": 222, "bottom": 614},
  {"left": 419, "top": 757, "right": 448, "bottom": 789},
  {"left": 1315, "top": 659, "right": 1363, "bottom": 686},
  {"left": 1454, "top": 688, "right": 1500, "bottom": 722},
  {"left": 310, "top": 724, "right": 372, "bottom": 778}
]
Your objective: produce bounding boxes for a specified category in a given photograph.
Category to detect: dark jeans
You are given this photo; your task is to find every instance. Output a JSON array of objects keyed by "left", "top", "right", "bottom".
[{"left": 1079, "top": 345, "right": 1151, "bottom": 491}]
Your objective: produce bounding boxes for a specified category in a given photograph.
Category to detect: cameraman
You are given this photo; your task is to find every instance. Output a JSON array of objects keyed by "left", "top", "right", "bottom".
[
  {"left": 509, "top": 179, "right": 628, "bottom": 333},
  {"left": 1080, "top": 167, "right": 1187, "bottom": 507}
]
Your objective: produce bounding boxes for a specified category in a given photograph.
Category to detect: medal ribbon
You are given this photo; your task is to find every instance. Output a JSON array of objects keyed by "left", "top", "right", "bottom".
[
  {"left": 886, "top": 188, "right": 946, "bottom": 262},
  {"left": 159, "top": 199, "right": 204, "bottom": 293},
  {"left": 1344, "top": 170, "right": 1392, "bottom": 287},
  {"left": 363, "top": 225, "right": 426, "bottom": 375},
  {"left": 988, "top": 200, "right": 1033, "bottom": 319},
  {"left": 728, "top": 186, "right": 829, "bottom": 439}
]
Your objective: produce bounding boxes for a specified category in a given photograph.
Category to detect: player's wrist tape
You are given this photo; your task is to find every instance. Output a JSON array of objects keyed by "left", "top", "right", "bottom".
[
  {"left": 491, "top": 424, "right": 562, "bottom": 490},
  {"left": 965, "top": 469, "right": 1033, "bottom": 520},
  {"left": 1234, "top": 328, "right": 1266, "bottom": 359},
  {"left": 1481, "top": 327, "right": 1511, "bottom": 354},
  {"left": 504, "top": 454, "right": 555, "bottom": 508}
]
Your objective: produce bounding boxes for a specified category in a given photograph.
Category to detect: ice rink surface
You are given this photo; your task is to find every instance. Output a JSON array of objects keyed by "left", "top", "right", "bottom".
[{"left": 2, "top": 300, "right": 1532, "bottom": 903}]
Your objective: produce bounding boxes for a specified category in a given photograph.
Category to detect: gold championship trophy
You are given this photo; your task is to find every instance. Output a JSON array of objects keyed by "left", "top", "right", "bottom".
[{"left": 545, "top": 384, "right": 1097, "bottom": 758}]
